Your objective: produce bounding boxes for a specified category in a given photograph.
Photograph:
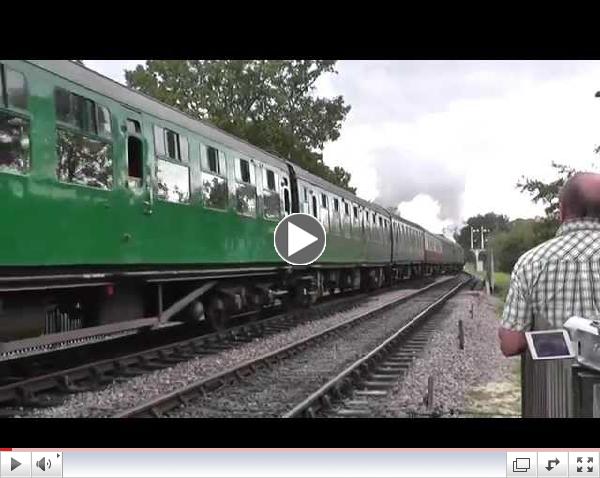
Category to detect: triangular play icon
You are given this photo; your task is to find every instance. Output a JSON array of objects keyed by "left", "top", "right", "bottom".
[
  {"left": 11, "top": 458, "right": 21, "bottom": 471},
  {"left": 288, "top": 221, "right": 318, "bottom": 257}
]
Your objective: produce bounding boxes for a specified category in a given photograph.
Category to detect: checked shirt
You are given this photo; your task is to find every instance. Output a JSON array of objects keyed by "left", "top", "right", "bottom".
[{"left": 501, "top": 218, "right": 600, "bottom": 331}]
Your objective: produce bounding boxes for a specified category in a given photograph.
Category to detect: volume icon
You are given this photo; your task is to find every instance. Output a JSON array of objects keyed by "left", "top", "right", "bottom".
[{"left": 36, "top": 457, "right": 51, "bottom": 471}]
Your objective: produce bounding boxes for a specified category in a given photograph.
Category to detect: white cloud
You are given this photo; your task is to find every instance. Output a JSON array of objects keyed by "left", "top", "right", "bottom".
[{"left": 319, "top": 61, "right": 600, "bottom": 227}]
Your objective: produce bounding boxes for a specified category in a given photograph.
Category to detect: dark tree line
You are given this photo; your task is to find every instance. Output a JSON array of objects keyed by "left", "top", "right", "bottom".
[{"left": 125, "top": 60, "right": 355, "bottom": 193}]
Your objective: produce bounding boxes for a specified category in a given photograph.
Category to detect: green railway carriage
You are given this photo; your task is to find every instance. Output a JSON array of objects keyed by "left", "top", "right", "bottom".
[
  {"left": 0, "top": 60, "right": 464, "bottom": 351},
  {"left": 0, "top": 59, "right": 293, "bottom": 269},
  {"left": 439, "top": 235, "right": 464, "bottom": 272},
  {"left": 389, "top": 215, "right": 426, "bottom": 278},
  {"left": 289, "top": 163, "right": 395, "bottom": 289}
]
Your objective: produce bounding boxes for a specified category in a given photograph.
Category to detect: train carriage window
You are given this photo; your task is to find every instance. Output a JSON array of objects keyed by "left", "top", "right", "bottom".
[
  {"left": 165, "top": 129, "right": 180, "bottom": 160},
  {"left": 83, "top": 98, "right": 97, "bottom": 133},
  {"left": 127, "top": 136, "right": 143, "bottom": 180},
  {"left": 156, "top": 159, "right": 190, "bottom": 203},
  {"left": 299, "top": 186, "right": 308, "bottom": 214},
  {"left": 5, "top": 68, "right": 28, "bottom": 110},
  {"left": 319, "top": 193, "right": 330, "bottom": 230},
  {"left": 54, "top": 88, "right": 113, "bottom": 189},
  {"left": 127, "top": 119, "right": 141, "bottom": 134},
  {"left": 153, "top": 125, "right": 187, "bottom": 163},
  {"left": 55, "top": 88, "right": 71, "bottom": 122},
  {"left": 262, "top": 167, "right": 280, "bottom": 220},
  {"left": 0, "top": 65, "right": 30, "bottom": 175},
  {"left": 200, "top": 145, "right": 228, "bottom": 210},
  {"left": 300, "top": 186, "right": 308, "bottom": 214},
  {"left": 266, "top": 169, "right": 276, "bottom": 191},
  {"left": 123, "top": 119, "right": 143, "bottom": 187},
  {"left": 206, "top": 146, "right": 220, "bottom": 174},
  {"left": 240, "top": 158, "right": 251, "bottom": 184},
  {"left": 329, "top": 196, "right": 340, "bottom": 233},
  {"left": 234, "top": 158, "right": 256, "bottom": 217},
  {"left": 152, "top": 125, "right": 190, "bottom": 203},
  {"left": 71, "top": 95, "right": 84, "bottom": 130},
  {"left": 0, "top": 112, "right": 30, "bottom": 174},
  {"left": 54, "top": 88, "right": 111, "bottom": 139},
  {"left": 284, "top": 188, "right": 290, "bottom": 215},
  {"left": 56, "top": 129, "right": 112, "bottom": 190}
]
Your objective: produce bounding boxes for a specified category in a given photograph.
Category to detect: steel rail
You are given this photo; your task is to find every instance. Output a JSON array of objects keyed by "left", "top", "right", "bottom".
[
  {"left": 0, "top": 276, "right": 455, "bottom": 409},
  {"left": 282, "top": 278, "right": 470, "bottom": 418},
  {"left": 113, "top": 275, "right": 465, "bottom": 418}
]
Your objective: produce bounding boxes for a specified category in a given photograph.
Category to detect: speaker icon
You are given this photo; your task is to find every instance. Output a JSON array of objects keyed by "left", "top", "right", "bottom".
[{"left": 35, "top": 457, "right": 51, "bottom": 471}]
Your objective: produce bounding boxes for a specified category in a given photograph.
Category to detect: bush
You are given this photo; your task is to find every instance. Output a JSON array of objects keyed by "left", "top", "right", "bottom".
[{"left": 491, "top": 218, "right": 557, "bottom": 273}]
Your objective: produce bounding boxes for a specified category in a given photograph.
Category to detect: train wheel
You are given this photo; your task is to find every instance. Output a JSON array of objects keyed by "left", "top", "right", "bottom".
[
  {"left": 184, "top": 300, "right": 205, "bottom": 324},
  {"left": 205, "top": 296, "right": 230, "bottom": 332}
]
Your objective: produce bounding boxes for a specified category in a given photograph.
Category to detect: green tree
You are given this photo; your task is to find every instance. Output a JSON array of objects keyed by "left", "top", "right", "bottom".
[
  {"left": 125, "top": 60, "right": 355, "bottom": 192},
  {"left": 491, "top": 218, "right": 557, "bottom": 273},
  {"left": 454, "top": 212, "right": 510, "bottom": 254},
  {"left": 517, "top": 161, "right": 577, "bottom": 220},
  {"left": 489, "top": 156, "right": 600, "bottom": 273}
]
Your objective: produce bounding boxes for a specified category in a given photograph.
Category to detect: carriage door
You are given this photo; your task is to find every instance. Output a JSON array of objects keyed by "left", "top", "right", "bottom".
[{"left": 122, "top": 110, "right": 148, "bottom": 212}]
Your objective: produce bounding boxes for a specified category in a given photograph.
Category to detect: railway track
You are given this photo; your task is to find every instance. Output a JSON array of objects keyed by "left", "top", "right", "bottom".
[
  {"left": 285, "top": 281, "right": 467, "bottom": 418},
  {"left": 113, "top": 274, "right": 472, "bottom": 418},
  {"left": 0, "top": 275, "right": 455, "bottom": 414}
]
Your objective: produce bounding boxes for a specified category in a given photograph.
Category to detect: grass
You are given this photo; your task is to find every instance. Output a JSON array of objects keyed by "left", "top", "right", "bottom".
[
  {"left": 464, "top": 263, "right": 510, "bottom": 301},
  {"left": 493, "top": 271, "right": 510, "bottom": 302},
  {"left": 464, "top": 262, "right": 486, "bottom": 280}
]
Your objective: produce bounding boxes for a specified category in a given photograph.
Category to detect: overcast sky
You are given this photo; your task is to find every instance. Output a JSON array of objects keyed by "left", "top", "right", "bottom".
[{"left": 84, "top": 60, "right": 600, "bottom": 234}]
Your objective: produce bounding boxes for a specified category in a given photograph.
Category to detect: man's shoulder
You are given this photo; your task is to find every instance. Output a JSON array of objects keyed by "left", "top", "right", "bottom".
[{"left": 513, "top": 235, "right": 564, "bottom": 272}]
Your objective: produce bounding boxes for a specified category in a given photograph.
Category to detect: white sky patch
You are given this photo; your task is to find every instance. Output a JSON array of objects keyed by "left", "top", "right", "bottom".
[
  {"left": 83, "top": 60, "right": 144, "bottom": 85},
  {"left": 84, "top": 60, "right": 600, "bottom": 230},
  {"left": 398, "top": 194, "right": 454, "bottom": 234}
]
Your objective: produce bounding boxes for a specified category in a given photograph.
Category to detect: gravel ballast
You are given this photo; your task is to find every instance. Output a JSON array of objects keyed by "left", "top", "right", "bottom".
[
  {"left": 165, "top": 277, "right": 464, "bottom": 418},
  {"left": 368, "top": 290, "right": 518, "bottom": 417},
  {"left": 17, "top": 276, "right": 454, "bottom": 418}
]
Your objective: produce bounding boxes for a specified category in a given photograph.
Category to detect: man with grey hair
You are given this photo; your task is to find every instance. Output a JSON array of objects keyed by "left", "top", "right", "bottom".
[{"left": 499, "top": 172, "right": 600, "bottom": 356}]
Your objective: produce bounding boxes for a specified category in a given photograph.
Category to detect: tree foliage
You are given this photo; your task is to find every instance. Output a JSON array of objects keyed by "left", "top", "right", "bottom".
[
  {"left": 516, "top": 162, "right": 577, "bottom": 219},
  {"left": 125, "top": 60, "right": 355, "bottom": 192},
  {"left": 491, "top": 217, "right": 557, "bottom": 273},
  {"left": 454, "top": 212, "right": 510, "bottom": 254},
  {"left": 490, "top": 162, "right": 585, "bottom": 272}
]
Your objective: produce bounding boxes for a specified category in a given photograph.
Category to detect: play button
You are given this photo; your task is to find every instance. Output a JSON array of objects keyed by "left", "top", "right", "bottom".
[
  {"left": 11, "top": 458, "right": 21, "bottom": 471},
  {"left": 274, "top": 213, "right": 326, "bottom": 265}
]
